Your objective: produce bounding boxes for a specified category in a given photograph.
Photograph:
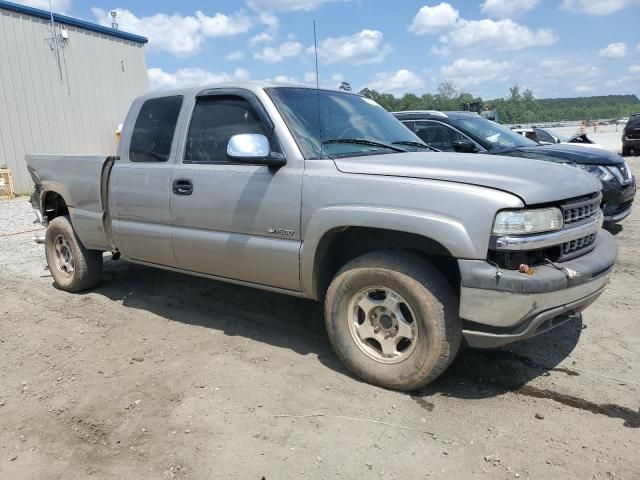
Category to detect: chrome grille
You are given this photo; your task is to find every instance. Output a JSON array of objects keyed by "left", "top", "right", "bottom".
[
  {"left": 562, "top": 233, "right": 595, "bottom": 256},
  {"left": 561, "top": 194, "right": 601, "bottom": 225}
]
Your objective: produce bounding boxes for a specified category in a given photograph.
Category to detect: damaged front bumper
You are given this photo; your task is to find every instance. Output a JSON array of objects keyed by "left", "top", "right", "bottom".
[{"left": 458, "top": 229, "right": 617, "bottom": 348}]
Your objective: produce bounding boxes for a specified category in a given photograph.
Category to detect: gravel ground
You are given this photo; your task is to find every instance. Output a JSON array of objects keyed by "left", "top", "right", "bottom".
[{"left": 0, "top": 156, "right": 638, "bottom": 479}]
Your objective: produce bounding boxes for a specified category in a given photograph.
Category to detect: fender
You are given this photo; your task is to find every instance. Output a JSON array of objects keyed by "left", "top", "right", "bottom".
[{"left": 300, "top": 204, "right": 477, "bottom": 299}]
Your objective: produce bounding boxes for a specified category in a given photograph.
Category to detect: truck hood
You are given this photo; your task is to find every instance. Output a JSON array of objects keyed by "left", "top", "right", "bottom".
[
  {"left": 333, "top": 152, "right": 601, "bottom": 205},
  {"left": 503, "top": 143, "right": 623, "bottom": 165}
]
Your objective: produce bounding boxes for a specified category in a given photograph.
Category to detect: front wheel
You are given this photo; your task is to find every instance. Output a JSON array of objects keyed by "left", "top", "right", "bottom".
[
  {"left": 325, "top": 251, "right": 461, "bottom": 390},
  {"left": 45, "top": 215, "right": 103, "bottom": 292}
]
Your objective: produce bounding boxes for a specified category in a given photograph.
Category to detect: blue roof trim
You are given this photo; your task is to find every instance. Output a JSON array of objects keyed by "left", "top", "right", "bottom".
[{"left": 0, "top": 0, "right": 148, "bottom": 44}]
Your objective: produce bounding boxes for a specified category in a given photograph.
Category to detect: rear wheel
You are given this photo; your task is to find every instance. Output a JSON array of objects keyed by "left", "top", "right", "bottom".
[
  {"left": 45, "top": 215, "right": 103, "bottom": 292},
  {"left": 622, "top": 146, "right": 631, "bottom": 156},
  {"left": 324, "top": 251, "right": 461, "bottom": 390}
]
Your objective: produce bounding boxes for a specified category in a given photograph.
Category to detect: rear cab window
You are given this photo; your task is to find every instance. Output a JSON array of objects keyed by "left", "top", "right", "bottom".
[{"left": 129, "top": 96, "right": 183, "bottom": 163}]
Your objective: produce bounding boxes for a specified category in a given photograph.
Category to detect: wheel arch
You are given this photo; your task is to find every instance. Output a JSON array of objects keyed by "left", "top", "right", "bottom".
[
  {"left": 42, "top": 190, "right": 70, "bottom": 222},
  {"left": 301, "top": 206, "right": 477, "bottom": 300}
]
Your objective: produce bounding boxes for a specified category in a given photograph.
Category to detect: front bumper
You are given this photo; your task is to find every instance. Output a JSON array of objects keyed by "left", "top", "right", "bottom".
[
  {"left": 622, "top": 137, "right": 640, "bottom": 148},
  {"left": 458, "top": 229, "right": 617, "bottom": 348},
  {"left": 602, "top": 177, "right": 635, "bottom": 225}
]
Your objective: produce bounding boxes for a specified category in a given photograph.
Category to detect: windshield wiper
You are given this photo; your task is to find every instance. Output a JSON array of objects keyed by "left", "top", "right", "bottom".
[
  {"left": 392, "top": 140, "right": 439, "bottom": 152},
  {"left": 322, "top": 138, "right": 407, "bottom": 152}
]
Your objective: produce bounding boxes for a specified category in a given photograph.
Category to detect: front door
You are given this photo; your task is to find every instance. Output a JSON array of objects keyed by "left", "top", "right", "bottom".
[{"left": 169, "top": 92, "right": 302, "bottom": 291}]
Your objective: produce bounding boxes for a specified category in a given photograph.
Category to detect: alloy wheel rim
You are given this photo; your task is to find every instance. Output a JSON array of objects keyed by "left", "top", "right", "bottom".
[
  {"left": 347, "top": 286, "right": 419, "bottom": 364},
  {"left": 53, "top": 234, "right": 74, "bottom": 276}
]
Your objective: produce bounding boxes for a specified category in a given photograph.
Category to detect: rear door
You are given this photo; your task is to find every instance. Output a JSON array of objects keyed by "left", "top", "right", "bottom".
[
  {"left": 169, "top": 90, "right": 302, "bottom": 291},
  {"left": 110, "top": 95, "right": 184, "bottom": 266}
]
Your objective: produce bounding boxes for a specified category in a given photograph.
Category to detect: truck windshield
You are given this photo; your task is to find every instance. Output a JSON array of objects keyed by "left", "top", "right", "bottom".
[
  {"left": 267, "top": 87, "right": 426, "bottom": 159},
  {"left": 454, "top": 116, "right": 537, "bottom": 152}
]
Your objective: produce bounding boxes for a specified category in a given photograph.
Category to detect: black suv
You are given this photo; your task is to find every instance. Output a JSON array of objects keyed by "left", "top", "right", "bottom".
[
  {"left": 622, "top": 113, "right": 640, "bottom": 156},
  {"left": 393, "top": 110, "right": 636, "bottom": 226}
]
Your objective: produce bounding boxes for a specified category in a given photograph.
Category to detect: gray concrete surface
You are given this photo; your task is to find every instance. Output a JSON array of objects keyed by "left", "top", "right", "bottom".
[{"left": 0, "top": 156, "right": 638, "bottom": 479}]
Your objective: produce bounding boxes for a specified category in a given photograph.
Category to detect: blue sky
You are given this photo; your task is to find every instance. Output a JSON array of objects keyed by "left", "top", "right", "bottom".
[{"left": 18, "top": 0, "right": 640, "bottom": 98}]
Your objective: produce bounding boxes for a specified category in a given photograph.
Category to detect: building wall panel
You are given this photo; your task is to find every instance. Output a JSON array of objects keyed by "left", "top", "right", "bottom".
[{"left": 0, "top": 8, "right": 148, "bottom": 192}]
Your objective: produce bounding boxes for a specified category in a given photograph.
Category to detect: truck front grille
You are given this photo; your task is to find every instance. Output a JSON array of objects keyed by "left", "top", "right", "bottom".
[
  {"left": 562, "top": 194, "right": 601, "bottom": 225},
  {"left": 560, "top": 233, "right": 596, "bottom": 260}
]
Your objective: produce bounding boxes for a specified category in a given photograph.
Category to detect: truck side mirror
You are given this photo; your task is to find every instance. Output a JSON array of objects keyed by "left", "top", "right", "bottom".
[
  {"left": 452, "top": 139, "right": 478, "bottom": 153},
  {"left": 226, "top": 134, "right": 286, "bottom": 167}
]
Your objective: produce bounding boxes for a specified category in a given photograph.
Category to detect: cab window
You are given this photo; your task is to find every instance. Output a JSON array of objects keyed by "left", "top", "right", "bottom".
[{"left": 184, "top": 96, "right": 269, "bottom": 164}]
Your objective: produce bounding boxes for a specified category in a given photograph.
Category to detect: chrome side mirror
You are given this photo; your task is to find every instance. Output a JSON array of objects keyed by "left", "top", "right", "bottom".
[{"left": 226, "top": 134, "right": 286, "bottom": 167}]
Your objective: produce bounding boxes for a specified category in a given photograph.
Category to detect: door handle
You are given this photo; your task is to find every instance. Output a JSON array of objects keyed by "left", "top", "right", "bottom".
[{"left": 172, "top": 179, "right": 193, "bottom": 195}]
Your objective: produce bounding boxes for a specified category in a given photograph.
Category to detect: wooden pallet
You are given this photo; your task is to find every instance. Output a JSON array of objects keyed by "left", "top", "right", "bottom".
[{"left": 0, "top": 168, "right": 15, "bottom": 200}]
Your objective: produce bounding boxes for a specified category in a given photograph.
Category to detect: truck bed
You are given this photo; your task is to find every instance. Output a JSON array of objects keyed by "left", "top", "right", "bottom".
[{"left": 26, "top": 154, "right": 114, "bottom": 251}]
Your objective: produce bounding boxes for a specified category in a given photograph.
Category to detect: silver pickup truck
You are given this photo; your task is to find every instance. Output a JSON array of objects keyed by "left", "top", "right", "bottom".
[{"left": 26, "top": 82, "right": 617, "bottom": 390}]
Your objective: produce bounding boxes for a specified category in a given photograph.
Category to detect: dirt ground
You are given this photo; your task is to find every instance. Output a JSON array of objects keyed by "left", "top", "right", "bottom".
[{"left": 1, "top": 154, "right": 639, "bottom": 479}]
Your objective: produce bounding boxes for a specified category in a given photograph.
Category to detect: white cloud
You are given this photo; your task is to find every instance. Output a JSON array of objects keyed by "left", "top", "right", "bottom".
[
  {"left": 310, "top": 29, "right": 392, "bottom": 65},
  {"left": 225, "top": 50, "right": 246, "bottom": 61},
  {"left": 430, "top": 45, "right": 451, "bottom": 56},
  {"left": 270, "top": 74, "right": 300, "bottom": 83},
  {"left": 598, "top": 42, "right": 627, "bottom": 58},
  {"left": 254, "top": 41, "right": 302, "bottom": 63},
  {"left": 409, "top": 2, "right": 460, "bottom": 35},
  {"left": 249, "top": 32, "right": 275, "bottom": 45},
  {"left": 364, "top": 69, "right": 424, "bottom": 93},
  {"left": 13, "top": 0, "right": 70, "bottom": 11},
  {"left": 481, "top": 0, "right": 540, "bottom": 18},
  {"left": 195, "top": 11, "right": 253, "bottom": 37},
  {"left": 629, "top": 65, "right": 640, "bottom": 73},
  {"left": 538, "top": 60, "right": 600, "bottom": 78},
  {"left": 440, "top": 58, "right": 514, "bottom": 87},
  {"left": 304, "top": 72, "right": 318, "bottom": 83},
  {"left": 605, "top": 75, "right": 635, "bottom": 91},
  {"left": 574, "top": 85, "right": 595, "bottom": 93},
  {"left": 258, "top": 12, "right": 279, "bottom": 31},
  {"left": 247, "top": 0, "right": 348, "bottom": 11},
  {"left": 91, "top": 8, "right": 252, "bottom": 57},
  {"left": 148, "top": 67, "right": 251, "bottom": 90},
  {"left": 409, "top": 4, "right": 557, "bottom": 52},
  {"left": 561, "top": 0, "right": 640, "bottom": 15},
  {"left": 442, "top": 18, "right": 557, "bottom": 51}
]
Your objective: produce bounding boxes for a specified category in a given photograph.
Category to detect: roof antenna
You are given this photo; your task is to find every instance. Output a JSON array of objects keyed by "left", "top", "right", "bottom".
[{"left": 313, "top": 20, "right": 324, "bottom": 157}]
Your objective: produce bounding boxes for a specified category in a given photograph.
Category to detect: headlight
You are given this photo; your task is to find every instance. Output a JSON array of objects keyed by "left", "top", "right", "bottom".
[
  {"left": 493, "top": 207, "right": 563, "bottom": 235},
  {"left": 608, "top": 161, "right": 632, "bottom": 184},
  {"left": 575, "top": 164, "right": 613, "bottom": 181}
]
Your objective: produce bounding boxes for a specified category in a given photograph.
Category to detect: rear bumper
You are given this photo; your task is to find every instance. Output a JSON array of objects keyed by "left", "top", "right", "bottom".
[{"left": 458, "top": 230, "right": 617, "bottom": 348}]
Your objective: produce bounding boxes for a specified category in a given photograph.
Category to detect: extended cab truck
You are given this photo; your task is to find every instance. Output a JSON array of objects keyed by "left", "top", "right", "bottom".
[{"left": 27, "top": 82, "right": 617, "bottom": 391}]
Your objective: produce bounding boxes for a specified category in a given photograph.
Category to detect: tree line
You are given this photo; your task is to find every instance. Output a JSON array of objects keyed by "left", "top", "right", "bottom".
[{"left": 341, "top": 81, "right": 640, "bottom": 124}]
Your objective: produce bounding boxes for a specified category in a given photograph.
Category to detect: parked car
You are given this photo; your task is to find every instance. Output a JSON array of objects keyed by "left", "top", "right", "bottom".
[
  {"left": 622, "top": 113, "right": 640, "bottom": 156},
  {"left": 27, "top": 84, "right": 616, "bottom": 390},
  {"left": 512, "top": 127, "right": 605, "bottom": 150},
  {"left": 394, "top": 110, "right": 636, "bottom": 226}
]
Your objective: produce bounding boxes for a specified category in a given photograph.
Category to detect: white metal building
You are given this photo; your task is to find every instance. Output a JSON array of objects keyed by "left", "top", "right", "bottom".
[{"left": 0, "top": 0, "right": 149, "bottom": 193}]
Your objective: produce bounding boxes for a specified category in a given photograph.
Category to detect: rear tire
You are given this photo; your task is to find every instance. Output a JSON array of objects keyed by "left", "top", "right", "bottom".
[
  {"left": 45, "top": 215, "right": 103, "bottom": 292},
  {"left": 324, "top": 251, "right": 461, "bottom": 390},
  {"left": 622, "top": 146, "right": 631, "bottom": 156}
]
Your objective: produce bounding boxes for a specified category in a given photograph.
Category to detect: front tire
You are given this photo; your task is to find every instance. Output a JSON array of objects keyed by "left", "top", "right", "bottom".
[
  {"left": 325, "top": 251, "right": 461, "bottom": 390},
  {"left": 45, "top": 215, "right": 103, "bottom": 292}
]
